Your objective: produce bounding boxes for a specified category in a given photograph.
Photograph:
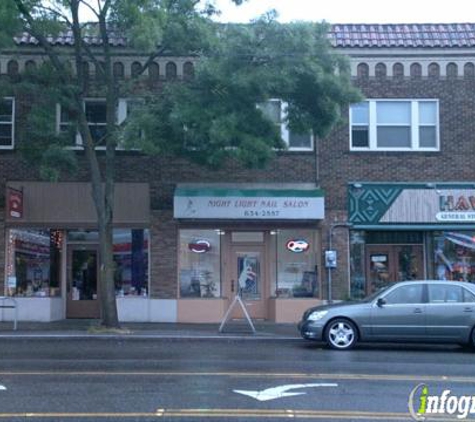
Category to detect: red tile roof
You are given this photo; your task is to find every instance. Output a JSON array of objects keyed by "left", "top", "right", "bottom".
[
  {"left": 330, "top": 23, "right": 475, "bottom": 48},
  {"left": 14, "top": 29, "right": 127, "bottom": 47},
  {"left": 12, "top": 23, "right": 475, "bottom": 49}
]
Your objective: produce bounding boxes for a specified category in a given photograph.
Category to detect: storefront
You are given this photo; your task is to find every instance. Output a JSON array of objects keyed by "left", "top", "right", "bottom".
[
  {"left": 174, "top": 184, "right": 325, "bottom": 322},
  {"left": 348, "top": 183, "right": 475, "bottom": 298},
  {"left": 3, "top": 182, "right": 150, "bottom": 321},
  {"left": 2, "top": 182, "right": 325, "bottom": 323}
]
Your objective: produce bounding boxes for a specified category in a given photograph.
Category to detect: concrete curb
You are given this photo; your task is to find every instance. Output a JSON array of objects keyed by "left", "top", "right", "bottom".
[{"left": 0, "top": 333, "right": 301, "bottom": 340}]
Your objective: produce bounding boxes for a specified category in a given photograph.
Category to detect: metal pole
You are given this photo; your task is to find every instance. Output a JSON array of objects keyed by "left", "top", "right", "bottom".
[{"left": 327, "top": 222, "right": 352, "bottom": 304}]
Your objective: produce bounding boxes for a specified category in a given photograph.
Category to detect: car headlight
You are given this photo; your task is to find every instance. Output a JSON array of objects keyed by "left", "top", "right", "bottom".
[{"left": 307, "top": 310, "right": 328, "bottom": 321}]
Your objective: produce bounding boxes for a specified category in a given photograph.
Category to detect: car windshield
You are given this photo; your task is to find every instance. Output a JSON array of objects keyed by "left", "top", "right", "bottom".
[{"left": 361, "top": 285, "right": 392, "bottom": 303}]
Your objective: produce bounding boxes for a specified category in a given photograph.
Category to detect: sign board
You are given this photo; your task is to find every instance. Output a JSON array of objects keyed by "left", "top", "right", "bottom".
[
  {"left": 379, "top": 189, "right": 475, "bottom": 224},
  {"left": 174, "top": 188, "right": 325, "bottom": 220},
  {"left": 7, "top": 188, "right": 23, "bottom": 218}
]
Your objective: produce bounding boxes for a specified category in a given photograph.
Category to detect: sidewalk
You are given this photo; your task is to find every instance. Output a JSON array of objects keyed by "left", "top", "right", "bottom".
[{"left": 0, "top": 319, "right": 300, "bottom": 340}]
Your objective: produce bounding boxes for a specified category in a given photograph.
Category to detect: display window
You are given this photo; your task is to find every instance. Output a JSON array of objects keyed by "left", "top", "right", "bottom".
[
  {"left": 112, "top": 229, "right": 149, "bottom": 297},
  {"left": 433, "top": 231, "right": 475, "bottom": 282},
  {"left": 5, "top": 228, "right": 150, "bottom": 298},
  {"left": 67, "top": 229, "right": 150, "bottom": 297},
  {"left": 179, "top": 229, "right": 221, "bottom": 298},
  {"left": 274, "top": 230, "right": 318, "bottom": 298},
  {"left": 6, "top": 229, "right": 62, "bottom": 297}
]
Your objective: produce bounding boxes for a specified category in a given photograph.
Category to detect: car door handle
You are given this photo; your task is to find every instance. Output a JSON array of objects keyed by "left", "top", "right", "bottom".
[
  {"left": 413, "top": 308, "right": 423, "bottom": 314},
  {"left": 464, "top": 307, "right": 473, "bottom": 313}
]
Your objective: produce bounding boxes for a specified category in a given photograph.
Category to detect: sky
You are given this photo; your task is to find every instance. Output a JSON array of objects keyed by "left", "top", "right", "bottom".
[{"left": 213, "top": 0, "right": 474, "bottom": 24}]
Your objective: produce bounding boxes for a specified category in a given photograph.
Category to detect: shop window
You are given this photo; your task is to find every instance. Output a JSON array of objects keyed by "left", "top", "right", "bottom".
[
  {"left": 6, "top": 229, "right": 62, "bottom": 297},
  {"left": 179, "top": 230, "right": 221, "bottom": 298},
  {"left": 274, "top": 230, "right": 318, "bottom": 298},
  {"left": 350, "top": 99, "right": 439, "bottom": 151},
  {"left": 0, "top": 97, "right": 14, "bottom": 149},
  {"left": 349, "top": 231, "right": 366, "bottom": 299},
  {"left": 113, "top": 229, "right": 149, "bottom": 297},
  {"left": 258, "top": 99, "right": 313, "bottom": 150},
  {"left": 432, "top": 231, "right": 475, "bottom": 282},
  {"left": 67, "top": 229, "right": 150, "bottom": 297}
]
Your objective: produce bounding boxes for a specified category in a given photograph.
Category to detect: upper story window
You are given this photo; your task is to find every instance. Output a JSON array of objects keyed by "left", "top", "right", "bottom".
[
  {"left": 0, "top": 97, "right": 14, "bottom": 149},
  {"left": 258, "top": 99, "right": 313, "bottom": 151},
  {"left": 350, "top": 99, "right": 439, "bottom": 151},
  {"left": 58, "top": 99, "right": 126, "bottom": 148}
]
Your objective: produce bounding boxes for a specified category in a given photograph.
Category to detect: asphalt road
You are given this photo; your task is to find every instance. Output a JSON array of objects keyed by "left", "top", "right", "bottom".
[{"left": 0, "top": 338, "right": 474, "bottom": 421}]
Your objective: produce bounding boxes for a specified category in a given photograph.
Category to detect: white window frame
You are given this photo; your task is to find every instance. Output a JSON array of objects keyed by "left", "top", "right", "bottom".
[
  {"left": 0, "top": 97, "right": 15, "bottom": 150},
  {"left": 57, "top": 98, "right": 127, "bottom": 149},
  {"left": 259, "top": 99, "right": 314, "bottom": 151},
  {"left": 350, "top": 99, "right": 440, "bottom": 152}
]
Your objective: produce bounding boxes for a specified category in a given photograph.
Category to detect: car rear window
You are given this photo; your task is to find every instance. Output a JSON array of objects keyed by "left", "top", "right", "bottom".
[{"left": 428, "top": 285, "right": 463, "bottom": 303}]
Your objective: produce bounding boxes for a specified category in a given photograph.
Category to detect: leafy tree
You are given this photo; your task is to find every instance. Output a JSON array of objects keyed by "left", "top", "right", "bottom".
[{"left": 0, "top": 1, "right": 361, "bottom": 328}]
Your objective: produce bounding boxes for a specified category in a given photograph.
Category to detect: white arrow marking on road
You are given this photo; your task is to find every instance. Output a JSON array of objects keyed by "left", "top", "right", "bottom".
[
  {"left": 0, "top": 385, "right": 6, "bottom": 391},
  {"left": 233, "top": 383, "right": 338, "bottom": 402}
]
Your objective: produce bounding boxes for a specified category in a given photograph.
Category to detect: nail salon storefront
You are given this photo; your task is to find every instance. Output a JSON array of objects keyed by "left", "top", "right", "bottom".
[
  {"left": 174, "top": 184, "right": 325, "bottom": 323},
  {"left": 2, "top": 182, "right": 325, "bottom": 323},
  {"left": 349, "top": 183, "right": 475, "bottom": 299}
]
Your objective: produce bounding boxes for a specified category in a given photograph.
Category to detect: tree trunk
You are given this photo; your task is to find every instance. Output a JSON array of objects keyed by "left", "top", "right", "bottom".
[{"left": 98, "top": 214, "right": 119, "bottom": 327}]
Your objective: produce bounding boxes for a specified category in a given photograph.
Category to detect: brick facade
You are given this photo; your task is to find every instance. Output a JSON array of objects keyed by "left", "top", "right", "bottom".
[{"left": 3, "top": 22, "right": 475, "bottom": 317}]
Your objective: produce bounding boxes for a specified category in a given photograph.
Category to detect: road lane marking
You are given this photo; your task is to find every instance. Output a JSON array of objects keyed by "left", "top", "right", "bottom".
[
  {"left": 0, "top": 385, "right": 5, "bottom": 391},
  {"left": 234, "top": 383, "right": 338, "bottom": 401},
  {"left": 0, "top": 409, "right": 459, "bottom": 420},
  {"left": 0, "top": 371, "right": 474, "bottom": 383}
]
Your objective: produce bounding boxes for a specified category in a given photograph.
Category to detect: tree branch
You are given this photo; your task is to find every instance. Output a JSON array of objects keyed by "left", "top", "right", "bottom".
[
  {"left": 12, "top": 0, "right": 69, "bottom": 82},
  {"left": 78, "top": 0, "right": 100, "bottom": 20}
]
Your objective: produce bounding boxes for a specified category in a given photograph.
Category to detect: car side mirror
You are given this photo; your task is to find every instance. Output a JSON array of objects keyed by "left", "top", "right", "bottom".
[{"left": 376, "top": 297, "right": 386, "bottom": 307}]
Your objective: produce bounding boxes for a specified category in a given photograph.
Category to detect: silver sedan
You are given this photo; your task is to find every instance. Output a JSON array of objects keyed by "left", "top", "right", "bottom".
[{"left": 298, "top": 280, "right": 475, "bottom": 350}]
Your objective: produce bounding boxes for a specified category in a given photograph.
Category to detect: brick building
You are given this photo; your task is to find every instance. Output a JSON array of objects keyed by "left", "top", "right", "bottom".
[
  {"left": 1, "top": 23, "right": 475, "bottom": 323},
  {"left": 325, "top": 23, "right": 475, "bottom": 302}
]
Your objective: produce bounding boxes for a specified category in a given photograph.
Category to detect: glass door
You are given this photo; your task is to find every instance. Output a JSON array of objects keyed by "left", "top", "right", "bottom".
[
  {"left": 225, "top": 246, "right": 267, "bottom": 319},
  {"left": 67, "top": 246, "right": 100, "bottom": 318},
  {"left": 366, "top": 245, "right": 424, "bottom": 294}
]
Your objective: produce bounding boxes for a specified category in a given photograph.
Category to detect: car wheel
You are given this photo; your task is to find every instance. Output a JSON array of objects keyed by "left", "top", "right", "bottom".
[{"left": 324, "top": 318, "right": 358, "bottom": 350}]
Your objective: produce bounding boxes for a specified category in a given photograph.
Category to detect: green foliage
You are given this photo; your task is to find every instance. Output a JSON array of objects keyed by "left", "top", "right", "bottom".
[
  {"left": 0, "top": 0, "right": 361, "bottom": 174},
  {"left": 110, "top": 0, "right": 215, "bottom": 54},
  {"left": 0, "top": 1, "right": 22, "bottom": 47},
  {"left": 122, "top": 16, "right": 362, "bottom": 169},
  {"left": 10, "top": 61, "right": 79, "bottom": 180}
]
